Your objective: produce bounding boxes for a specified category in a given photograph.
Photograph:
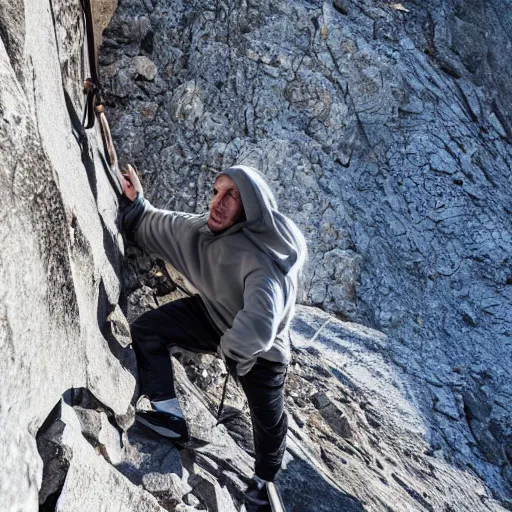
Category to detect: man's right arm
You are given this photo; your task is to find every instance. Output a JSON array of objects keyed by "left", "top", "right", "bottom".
[
  {"left": 120, "top": 193, "right": 204, "bottom": 278},
  {"left": 119, "top": 165, "right": 203, "bottom": 277}
]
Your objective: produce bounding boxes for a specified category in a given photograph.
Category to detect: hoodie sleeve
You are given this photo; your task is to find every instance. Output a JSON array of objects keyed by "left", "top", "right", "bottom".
[
  {"left": 120, "top": 192, "right": 146, "bottom": 242},
  {"left": 219, "top": 269, "right": 286, "bottom": 376},
  {"left": 130, "top": 199, "right": 204, "bottom": 277}
]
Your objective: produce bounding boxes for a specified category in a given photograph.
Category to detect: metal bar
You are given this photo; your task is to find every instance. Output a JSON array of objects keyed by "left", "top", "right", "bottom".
[{"left": 267, "top": 482, "right": 286, "bottom": 512}]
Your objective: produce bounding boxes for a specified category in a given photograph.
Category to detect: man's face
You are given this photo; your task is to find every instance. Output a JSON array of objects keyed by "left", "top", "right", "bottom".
[{"left": 208, "top": 175, "right": 243, "bottom": 233}]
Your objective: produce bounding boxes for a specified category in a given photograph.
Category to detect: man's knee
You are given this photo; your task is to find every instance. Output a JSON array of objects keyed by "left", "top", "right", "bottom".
[{"left": 129, "top": 309, "right": 156, "bottom": 347}]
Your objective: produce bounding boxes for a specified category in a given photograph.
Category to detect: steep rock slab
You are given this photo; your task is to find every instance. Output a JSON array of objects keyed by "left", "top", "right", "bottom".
[
  {"left": 286, "top": 306, "right": 510, "bottom": 511},
  {"left": 125, "top": 286, "right": 508, "bottom": 510},
  {"left": 0, "top": 0, "right": 131, "bottom": 510}
]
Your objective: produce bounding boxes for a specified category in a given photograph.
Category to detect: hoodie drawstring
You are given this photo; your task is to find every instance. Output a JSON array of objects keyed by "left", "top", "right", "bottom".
[
  {"left": 216, "top": 371, "right": 230, "bottom": 425},
  {"left": 215, "top": 369, "right": 245, "bottom": 425}
]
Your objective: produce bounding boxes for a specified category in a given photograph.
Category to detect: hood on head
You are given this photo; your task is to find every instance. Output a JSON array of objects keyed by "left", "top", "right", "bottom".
[
  {"left": 218, "top": 166, "right": 275, "bottom": 228},
  {"left": 216, "top": 165, "right": 307, "bottom": 277}
]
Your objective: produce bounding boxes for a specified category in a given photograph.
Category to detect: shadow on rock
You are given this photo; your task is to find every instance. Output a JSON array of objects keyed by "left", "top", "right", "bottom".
[
  {"left": 115, "top": 422, "right": 183, "bottom": 487},
  {"left": 277, "top": 455, "right": 365, "bottom": 512},
  {"left": 63, "top": 89, "right": 98, "bottom": 202}
]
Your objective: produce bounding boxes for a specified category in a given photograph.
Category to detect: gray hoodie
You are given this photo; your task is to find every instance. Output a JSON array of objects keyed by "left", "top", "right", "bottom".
[{"left": 129, "top": 166, "right": 307, "bottom": 376}]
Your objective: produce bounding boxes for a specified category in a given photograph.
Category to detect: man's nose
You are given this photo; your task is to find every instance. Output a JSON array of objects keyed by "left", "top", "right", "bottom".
[{"left": 215, "top": 194, "right": 229, "bottom": 210}]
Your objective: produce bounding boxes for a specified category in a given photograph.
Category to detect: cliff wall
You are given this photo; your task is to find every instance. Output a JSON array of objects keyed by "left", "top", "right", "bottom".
[{"left": 0, "top": 1, "right": 510, "bottom": 511}]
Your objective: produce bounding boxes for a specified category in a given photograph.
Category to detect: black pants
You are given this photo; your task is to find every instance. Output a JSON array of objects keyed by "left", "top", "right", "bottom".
[{"left": 130, "top": 295, "right": 288, "bottom": 481}]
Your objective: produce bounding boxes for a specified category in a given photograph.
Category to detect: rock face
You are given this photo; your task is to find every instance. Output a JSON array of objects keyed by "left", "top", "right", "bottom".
[
  {"left": 92, "top": 0, "right": 119, "bottom": 52},
  {"left": 0, "top": 0, "right": 511, "bottom": 511},
  {"left": 99, "top": 0, "right": 512, "bottom": 507},
  {"left": 0, "top": 0, "right": 132, "bottom": 509}
]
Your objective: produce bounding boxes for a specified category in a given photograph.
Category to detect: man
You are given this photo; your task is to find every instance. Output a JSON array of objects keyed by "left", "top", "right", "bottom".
[{"left": 121, "top": 164, "right": 307, "bottom": 508}]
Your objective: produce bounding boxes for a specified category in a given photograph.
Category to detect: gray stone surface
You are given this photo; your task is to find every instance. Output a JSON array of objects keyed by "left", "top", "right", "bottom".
[
  {"left": 37, "top": 400, "right": 167, "bottom": 511},
  {"left": 49, "top": 403, "right": 165, "bottom": 512},
  {"left": 100, "top": 0, "right": 512, "bottom": 507},
  {"left": 74, "top": 407, "right": 123, "bottom": 465},
  {"left": 0, "top": 0, "right": 129, "bottom": 510},
  {"left": 1, "top": 0, "right": 512, "bottom": 511},
  {"left": 284, "top": 306, "right": 510, "bottom": 511},
  {"left": 311, "top": 391, "right": 355, "bottom": 439}
]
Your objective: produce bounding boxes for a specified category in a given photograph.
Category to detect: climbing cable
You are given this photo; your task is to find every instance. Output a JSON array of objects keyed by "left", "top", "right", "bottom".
[{"left": 80, "top": 0, "right": 124, "bottom": 196}]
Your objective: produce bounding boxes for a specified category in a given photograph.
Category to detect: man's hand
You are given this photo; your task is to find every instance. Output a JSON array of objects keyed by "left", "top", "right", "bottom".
[{"left": 122, "top": 164, "right": 143, "bottom": 202}]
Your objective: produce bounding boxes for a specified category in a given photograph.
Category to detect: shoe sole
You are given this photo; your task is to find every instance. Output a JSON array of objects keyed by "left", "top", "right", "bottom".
[{"left": 135, "top": 414, "right": 184, "bottom": 439}]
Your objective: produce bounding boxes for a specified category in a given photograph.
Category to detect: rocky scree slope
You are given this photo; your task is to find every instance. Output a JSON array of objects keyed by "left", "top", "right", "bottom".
[
  {"left": 0, "top": 0, "right": 510, "bottom": 511},
  {"left": 100, "top": 0, "right": 512, "bottom": 507}
]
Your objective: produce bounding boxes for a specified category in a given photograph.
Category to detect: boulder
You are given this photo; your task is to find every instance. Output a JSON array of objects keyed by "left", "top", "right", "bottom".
[{"left": 38, "top": 401, "right": 164, "bottom": 512}]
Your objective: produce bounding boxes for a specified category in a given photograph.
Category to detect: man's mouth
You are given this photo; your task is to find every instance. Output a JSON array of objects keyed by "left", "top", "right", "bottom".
[{"left": 210, "top": 211, "right": 223, "bottom": 223}]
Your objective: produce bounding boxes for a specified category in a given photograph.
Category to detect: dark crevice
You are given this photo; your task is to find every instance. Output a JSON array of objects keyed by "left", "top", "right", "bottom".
[
  {"left": 39, "top": 489, "right": 61, "bottom": 512},
  {"left": 36, "top": 400, "right": 68, "bottom": 511},
  {"left": 438, "top": 60, "right": 462, "bottom": 79},
  {"left": 391, "top": 473, "right": 435, "bottom": 512},
  {"left": 332, "top": 1, "right": 348, "bottom": 16},
  {"left": 141, "top": 30, "right": 154, "bottom": 54},
  {"left": 36, "top": 400, "right": 63, "bottom": 443}
]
